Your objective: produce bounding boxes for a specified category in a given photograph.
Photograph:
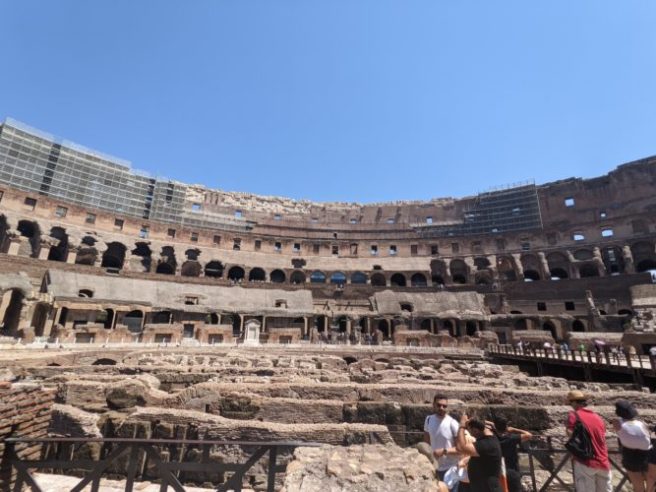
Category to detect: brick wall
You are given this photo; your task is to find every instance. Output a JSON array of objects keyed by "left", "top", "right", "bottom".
[{"left": 0, "top": 382, "right": 55, "bottom": 491}]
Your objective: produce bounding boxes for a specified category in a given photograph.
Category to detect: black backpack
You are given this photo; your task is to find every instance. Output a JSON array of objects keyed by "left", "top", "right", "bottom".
[{"left": 565, "top": 411, "right": 595, "bottom": 460}]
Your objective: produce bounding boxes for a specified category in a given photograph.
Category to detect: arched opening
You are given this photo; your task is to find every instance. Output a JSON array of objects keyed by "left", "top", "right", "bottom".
[
  {"left": 602, "top": 246, "right": 624, "bottom": 275},
  {"left": 185, "top": 248, "right": 200, "bottom": 262},
  {"left": 466, "top": 321, "right": 477, "bottom": 336},
  {"left": 474, "top": 257, "right": 491, "bottom": 271},
  {"left": 330, "top": 272, "right": 347, "bottom": 285},
  {"left": 542, "top": 321, "right": 557, "bottom": 341},
  {"left": 475, "top": 272, "right": 492, "bottom": 285},
  {"left": 204, "top": 261, "right": 224, "bottom": 278},
  {"left": 76, "top": 237, "right": 98, "bottom": 266},
  {"left": 124, "top": 310, "right": 144, "bottom": 333},
  {"left": 420, "top": 319, "right": 432, "bottom": 332},
  {"left": 207, "top": 313, "right": 219, "bottom": 325},
  {"left": 497, "top": 256, "right": 517, "bottom": 282},
  {"left": 343, "top": 356, "right": 357, "bottom": 365},
  {"left": 400, "top": 303, "right": 413, "bottom": 313},
  {"left": 270, "top": 269, "right": 286, "bottom": 284},
  {"left": 78, "top": 289, "right": 93, "bottom": 298},
  {"left": 351, "top": 271, "right": 367, "bottom": 284},
  {"left": 336, "top": 316, "right": 348, "bottom": 333},
  {"left": 101, "top": 309, "right": 113, "bottom": 329},
  {"left": 618, "top": 309, "right": 633, "bottom": 316},
  {"left": 432, "top": 275, "right": 445, "bottom": 286},
  {"left": 572, "top": 319, "right": 585, "bottom": 332},
  {"left": 0, "top": 289, "right": 25, "bottom": 335},
  {"left": 410, "top": 273, "right": 427, "bottom": 287},
  {"left": 156, "top": 246, "right": 176, "bottom": 275},
  {"left": 131, "top": 242, "right": 152, "bottom": 272},
  {"left": 17, "top": 220, "right": 41, "bottom": 258},
  {"left": 579, "top": 264, "right": 599, "bottom": 278},
  {"left": 310, "top": 271, "right": 326, "bottom": 284},
  {"left": 450, "top": 259, "right": 468, "bottom": 284},
  {"left": 390, "top": 273, "right": 406, "bottom": 287},
  {"left": 228, "top": 266, "right": 245, "bottom": 282},
  {"left": 151, "top": 311, "right": 172, "bottom": 324},
  {"left": 249, "top": 268, "right": 266, "bottom": 282},
  {"left": 514, "top": 319, "right": 527, "bottom": 330},
  {"left": 573, "top": 249, "right": 594, "bottom": 261},
  {"left": 370, "top": 273, "right": 386, "bottom": 287},
  {"left": 101, "top": 242, "right": 127, "bottom": 272},
  {"left": 443, "top": 320, "right": 455, "bottom": 337},
  {"left": 550, "top": 268, "right": 568, "bottom": 280},
  {"left": 290, "top": 270, "right": 306, "bottom": 284},
  {"left": 636, "top": 259, "right": 656, "bottom": 273},
  {"left": 377, "top": 319, "right": 391, "bottom": 340},
  {"left": 523, "top": 270, "right": 540, "bottom": 282},
  {"left": 47, "top": 227, "right": 69, "bottom": 262},
  {"left": 92, "top": 358, "right": 117, "bottom": 366},
  {"left": 181, "top": 261, "right": 201, "bottom": 277}
]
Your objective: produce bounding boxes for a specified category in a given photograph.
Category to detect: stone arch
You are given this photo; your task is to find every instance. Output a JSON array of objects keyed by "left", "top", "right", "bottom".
[
  {"left": 450, "top": 259, "right": 468, "bottom": 284},
  {"left": 207, "top": 313, "right": 219, "bottom": 325},
  {"left": 430, "top": 260, "right": 448, "bottom": 286},
  {"left": 542, "top": 321, "right": 558, "bottom": 341},
  {"left": 410, "top": 273, "right": 427, "bottom": 287},
  {"left": 248, "top": 267, "right": 266, "bottom": 282},
  {"left": 547, "top": 252, "right": 569, "bottom": 280},
  {"left": 497, "top": 256, "right": 517, "bottom": 281},
  {"left": 75, "top": 236, "right": 98, "bottom": 266},
  {"left": 465, "top": 321, "right": 478, "bottom": 336},
  {"left": 330, "top": 272, "right": 347, "bottom": 285},
  {"left": 550, "top": 267, "right": 568, "bottom": 280},
  {"left": 475, "top": 271, "right": 492, "bottom": 285},
  {"left": 351, "top": 271, "right": 367, "bottom": 284},
  {"left": 100, "top": 308, "right": 114, "bottom": 329},
  {"left": 204, "top": 261, "right": 224, "bottom": 278},
  {"left": 92, "top": 358, "right": 117, "bottom": 365},
  {"left": 474, "top": 257, "right": 491, "bottom": 271},
  {"left": 290, "top": 270, "right": 306, "bottom": 284},
  {"left": 377, "top": 319, "right": 391, "bottom": 340},
  {"left": 47, "top": 227, "right": 69, "bottom": 262},
  {"left": 123, "top": 310, "right": 144, "bottom": 333},
  {"left": 270, "top": 269, "right": 286, "bottom": 283},
  {"left": 131, "top": 242, "right": 152, "bottom": 272},
  {"left": 420, "top": 319, "right": 432, "bottom": 332},
  {"left": 371, "top": 273, "right": 386, "bottom": 287},
  {"left": 523, "top": 270, "right": 540, "bottom": 282},
  {"left": 579, "top": 263, "right": 599, "bottom": 278},
  {"left": 0, "top": 288, "right": 24, "bottom": 336},
  {"left": 573, "top": 249, "right": 594, "bottom": 261},
  {"left": 390, "top": 273, "right": 407, "bottom": 287},
  {"left": 156, "top": 246, "right": 176, "bottom": 275},
  {"left": 101, "top": 242, "right": 127, "bottom": 271},
  {"left": 631, "top": 241, "right": 656, "bottom": 267},
  {"left": 521, "top": 254, "right": 541, "bottom": 281},
  {"left": 310, "top": 271, "right": 326, "bottom": 283},
  {"left": 78, "top": 289, "right": 93, "bottom": 298},
  {"left": 228, "top": 266, "right": 245, "bottom": 281},
  {"left": 17, "top": 220, "right": 41, "bottom": 258},
  {"left": 185, "top": 248, "right": 200, "bottom": 261},
  {"left": 181, "top": 261, "right": 202, "bottom": 277},
  {"left": 514, "top": 318, "right": 527, "bottom": 330},
  {"left": 602, "top": 246, "right": 624, "bottom": 274},
  {"left": 571, "top": 319, "right": 585, "bottom": 332},
  {"left": 636, "top": 259, "right": 656, "bottom": 273}
]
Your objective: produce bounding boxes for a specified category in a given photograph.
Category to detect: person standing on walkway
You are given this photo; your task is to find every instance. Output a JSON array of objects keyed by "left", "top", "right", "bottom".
[
  {"left": 566, "top": 390, "right": 611, "bottom": 492},
  {"left": 613, "top": 399, "right": 655, "bottom": 492},
  {"left": 492, "top": 417, "right": 532, "bottom": 492},
  {"left": 456, "top": 414, "right": 502, "bottom": 492},
  {"left": 423, "top": 393, "right": 461, "bottom": 488}
]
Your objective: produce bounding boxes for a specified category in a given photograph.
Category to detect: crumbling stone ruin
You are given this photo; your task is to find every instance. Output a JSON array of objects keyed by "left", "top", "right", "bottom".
[{"left": 1, "top": 119, "right": 656, "bottom": 488}]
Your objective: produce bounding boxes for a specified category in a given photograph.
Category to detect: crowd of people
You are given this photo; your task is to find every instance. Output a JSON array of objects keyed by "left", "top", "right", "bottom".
[{"left": 422, "top": 391, "right": 656, "bottom": 492}]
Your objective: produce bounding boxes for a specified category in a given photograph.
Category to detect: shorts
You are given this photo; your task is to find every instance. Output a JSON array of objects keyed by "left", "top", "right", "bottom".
[{"left": 622, "top": 447, "right": 649, "bottom": 473}]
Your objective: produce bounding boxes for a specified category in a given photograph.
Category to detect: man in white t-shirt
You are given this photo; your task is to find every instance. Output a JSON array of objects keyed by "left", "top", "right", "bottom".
[{"left": 423, "top": 393, "right": 460, "bottom": 488}]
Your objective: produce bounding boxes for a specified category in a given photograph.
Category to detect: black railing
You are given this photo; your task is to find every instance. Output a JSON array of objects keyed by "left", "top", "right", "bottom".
[{"left": 6, "top": 437, "right": 321, "bottom": 492}]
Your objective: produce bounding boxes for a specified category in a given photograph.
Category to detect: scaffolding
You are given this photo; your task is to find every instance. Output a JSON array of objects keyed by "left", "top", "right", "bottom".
[{"left": 416, "top": 182, "right": 543, "bottom": 238}]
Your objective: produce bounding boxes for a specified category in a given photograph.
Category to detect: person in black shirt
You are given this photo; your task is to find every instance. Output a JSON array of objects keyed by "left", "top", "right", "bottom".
[
  {"left": 493, "top": 417, "right": 533, "bottom": 492},
  {"left": 456, "top": 414, "right": 503, "bottom": 492}
]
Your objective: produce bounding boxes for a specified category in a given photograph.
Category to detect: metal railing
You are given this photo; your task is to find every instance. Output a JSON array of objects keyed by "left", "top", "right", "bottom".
[{"left": 6, "top": 437, "right": 321, "bottom": 492}]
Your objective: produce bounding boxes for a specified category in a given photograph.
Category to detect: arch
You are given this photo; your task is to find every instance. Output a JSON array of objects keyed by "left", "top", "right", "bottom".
[
  {"left": 204, "top": 261, "right": 224, "bottom": 278},
  {"left": 47, "top": 227, "right": 69, "bottom": 262},
  {"left": 420, "top": 319, "right": 432, "bottom": 332},
  {"left": 101, "top": 242, "right": 127, "bottom": 271},
  {"left": 92, "top": 358, "right": 117, "bottom": 366},
  {"left": 466, "top": 321, "right": 478, "bottom": 336},
  {"left": 75, "top": 245, "right": 97, "bottom": 266},
  {"left": 185, "top": 248, "right": 200, "bottom": 261},
  {"left": 390, "top": 273, "right": 406, "bottom": 287},
  {"left": 151, "top": 311, "right": 172, "bottom": 324},
  {"left": 101, "top": 308, "right": 114, "bottom": 329},
  {"left": 602, "top": 246, "right": 624, "bottom": 275},
  {"left": 572, "top": 319, "right": 585, "bottom": 332},
  {"left": 17, "top": 220, "right": 41, "bottom": 258},
  {"left": 542, "top": 321, "right": 557, "bottom": 341},
  {"left": 370, "top": 273, "right": 386, "bottom": 287},
  {"left": 124, "top": 310, "right": 144, "bottom": 333},
  {"left": 343, "top": 356, "right": 357, "bottom": 365},
  {"left": 228, "top": 266, "right": 245, "bottom": 281},
  {"left": 290, "top": 270, "right": 306, "bottom": 285},
  {"left": 550, "top": 267, "right": 569, "bottom": 280},
  {"left": 573, "top": 249, "right": 594, "bottom": 261},
  {"left": 631, "top": 241, "right": 655, "bottom": 264},
  {"left": 579, "top": 264, "right": 599, "bottom": 278},
  {"left": 78, "top": 289, "right": 93, "bottom": 298},
  {"left": 443, "top": 320, "right": 455, "bottom": 336},
  {"left": 310, "top": 270, "right": 326, "bottom": 283},
  {"left": 156, "top": 246, "right": 176, "bottom": 275},
  {"left": 0, "top": 289, "right": 24, "bottom": 335},
  {"left": 523, "top": 270, "right": 540, "bottom": 282},
  {"left": 131, "top": 242, "right": 152, "bottom": 272},
  {"left": 207, "top": 313, "right": 219, "bottom": 325},
  {"left": 181, "top": 260, "right": 202, "bottom": 277},
  {"left": 330, "top": 272, "right": 347, "bottom": 285},
  {"left": 410, "top": 273, "right": 427, "bottom": 287},
  {"left": 497, "top": 256, "right": 517, "bottom": 281},
  {"left": 351, "top": 271, "right": 367, "bottom": 284},
  {"left": 636, "top": 259, "right": 656, "bottom": 273},
  {"left": 474, "top": 257, "right": 491, "bottom": 271},
  {"left": 449, "top": 259, "right": 468, "bottom": 284},
  {"left": 377, "top": 319, "right": 391, "bottom": 339},
  {"left": 270, "top": 269, "right": 286, "bottom": 283},
  {"left": 155, "top": 263, "right": 175, "bottom": 275},
  {"left": 400, "top": 303, "right": 413, "bottom": 313},
  {"left": 248, "top": 267, "right": 266, "bottom": 282}
]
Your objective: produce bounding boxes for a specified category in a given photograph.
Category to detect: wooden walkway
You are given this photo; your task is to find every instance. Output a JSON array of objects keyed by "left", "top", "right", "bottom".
[{"left": 488, "top": 344, "right": 656, "bottom": 389}]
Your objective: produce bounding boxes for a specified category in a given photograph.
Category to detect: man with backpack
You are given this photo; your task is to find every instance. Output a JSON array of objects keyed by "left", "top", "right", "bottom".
[{"left": 565, "top": 390, "right": 612, "bottom": 491}]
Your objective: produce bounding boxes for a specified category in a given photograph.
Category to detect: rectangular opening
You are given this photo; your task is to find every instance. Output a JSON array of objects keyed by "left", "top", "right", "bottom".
[
  {"left": 371, "top": 245, "right": 378, "bottom": 255},
  {"left": 234, "top": 210, "right": 243, "bottom": 218},
  {"left": 537, "top": 302, "right": 547, "bottom": 311},
  {"left": 254, "top": 240, "right": 261, "bottom": 251},
  {"left": 24, "top": 197, "right": 37, "bottom": 210},
  {"left": 389, "top": 245, "right": 397, "bottom": 256},
  {"left": 113, "top": 218, "right": 124, "bottom": 230},
  {"left": 564, "top": 197, "right": 575, "bottom": 207},
  {"left": 313, "top": 243, "right": 320, "bottom": 254},
  {"left": 184, "top": 296, "right": 199, "bottom": 305},
  {"left": 521, "top": 242, "right": 530, "bottom": 251},
  {"left": 350, "top": 218, "right": 358, "bottom": 224},
  {"left": 139, "top": 226, "right": 149, "bottom": 239},
  {"left": 233, "top": 238, "right": 241, "bottom": 250},
  {"left": 495, "top": 239, "right": 506, "bottom": 251},
  {"left": 410, "top": 244, "right": 418, "bottom": 256},
  {"left": 274, "top": 214, "right": 282, "bottom": 221},
  {"left": 274, "top": 241, "right": 282, "bottom": 252},
  {"left": 430, "top": 244, "right": 438, "bottom": 255},
  {"left": 85, "top": 213, "right": 96, "bottom": 224},
  {"left": 55, "top": 206, "right": 68, "bottom": 218},
  {"left": 565, "top": 301, "right": 575, "bottom": 311},
  {"left": 293, "top": 243, "right": 301, "bottom": 252},
  {"left": 426, "top": 216, "right": 433, "bottom": 224},
  {"left": 573, "top": 233, "right": 585, "bottom": 241},
  {"left": 183, "top": 324, "right": 195, "bottom": 338},
  {"left": 167, "top": 228, "right": 176, "bottom": 239},
  {"left": 601, "top": 228, "right": 613, "bottom": 238},
  {"left": 599, "top": 210, "right": 607, "bottom": 219},
  {"left": 191, "top": 203, "right": 201, "bottom": 212},
  {"left": 332, "top": 245, "right": 339, "bottom": 255},
  {"left": 386, "top": 218, "right": 395, "bottom": 224},
  {"left": 190, "top": 232, "right": 199, "bottom": 242},
  {"left": 213, "top": 235, "right": 221, "bottom": 245}
]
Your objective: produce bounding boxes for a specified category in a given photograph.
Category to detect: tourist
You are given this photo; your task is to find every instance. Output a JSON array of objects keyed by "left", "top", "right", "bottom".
[
  {"left": 455, "top": 413, "right": 502, "bottom": 492},
  {"left": 565, "top": 390, "right": 611, "bottom": 492},
  {"left": 423, "top": 393, "right": 460, "bottom": 488},
  {"left": 492, "top": 417, "right": 533, "bottom": 492},
  {"left": 612, "top": 399, "right": 655, "bottom": 492}
]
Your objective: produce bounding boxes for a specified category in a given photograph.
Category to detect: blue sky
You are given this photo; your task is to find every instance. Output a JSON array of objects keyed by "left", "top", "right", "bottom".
[{"left": 1, "top": 1, "right": 655, "bottom": 202}]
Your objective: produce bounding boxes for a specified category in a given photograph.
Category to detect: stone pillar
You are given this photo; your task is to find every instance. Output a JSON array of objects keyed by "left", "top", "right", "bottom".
[
  {"left": 346, "top": 318, "right": 352, "bottom": 336},
  {"left": 365, "top": 317, "right": 371, "bottom": 335},
  {"left": 511, "top": 254, "right": 524, "bottom": 279},
  {"left": 592, "top": 247, "right": 607, "bottom": 276},
  {"left": 566, "top": 250, "right": 580, "bottom": 279},
  {"left": 6, "top": 233, "right": 21, "bottom": 256},
  {"left": 537, "top": 252, "right": 550, "bottom": 279},
  {"left": 303, "top": 317, "right": 308, "bottom": 338},
  {"left": 262, "top": 316, "right": 267, "bottom": 333},
  {"left": 66, "top": 246, "right": 79, "bottom": 264},
  {"left": 94, "top": 243, "right": 108, "bottom": 268},
  {"left": 323, "top": 316, "right": 329, "bottom": 333},
  {"left": 622, "top": 245, "right": 635, "bottom": 274},
  {"left": 463, "top": 257, "right": 476, "bottom": 283},
  {"left": 38, "top": 239, "right": 54, "bottom": 260}
]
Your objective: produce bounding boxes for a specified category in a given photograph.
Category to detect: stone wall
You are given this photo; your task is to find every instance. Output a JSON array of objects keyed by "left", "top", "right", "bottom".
[{"left": 0, "top": 381, "right": 55, "bottom": 490}]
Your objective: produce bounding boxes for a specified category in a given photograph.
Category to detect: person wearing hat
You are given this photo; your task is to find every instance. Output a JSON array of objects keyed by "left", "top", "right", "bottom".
[
  {"left": 566, "top": 390, "right": 611, "bottom": 492},
  {"left": 612, "top": 399, "right": 655, "bottom": 492}
]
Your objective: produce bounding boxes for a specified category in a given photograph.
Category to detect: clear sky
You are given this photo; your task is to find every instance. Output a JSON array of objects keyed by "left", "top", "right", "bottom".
[{"left": 1, "top": 1, "right": 655, "bottom": 203}]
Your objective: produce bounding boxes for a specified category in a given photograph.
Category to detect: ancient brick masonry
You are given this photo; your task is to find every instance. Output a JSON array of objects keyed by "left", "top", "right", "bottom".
[{"left": 0, "top": 382, "right": 55, "bottom": 491}]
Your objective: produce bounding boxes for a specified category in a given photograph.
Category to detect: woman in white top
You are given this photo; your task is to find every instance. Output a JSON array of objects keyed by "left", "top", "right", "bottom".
[{"left": 613, "top": 399, "right": 654, "bottom": 492}]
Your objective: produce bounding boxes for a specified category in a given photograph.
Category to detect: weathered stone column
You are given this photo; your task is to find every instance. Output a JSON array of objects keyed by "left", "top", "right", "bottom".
[
  {"left": 592, "top": 247, "right": 607, "bottom": 276},
  {"left": 537, "top": 252, "right": 550, "bottom": 279},
  {"left": 565, "top": 250, "right": 580, "bottom": 279},
  {"left": 6, "top": 232, "right": 21, "bottom": 256},
  {"left": 511, "top": 254, "right": 524, "bottom": 279},
  {"left": 622, "top": 245, "right": 636, "bottom": 274}
]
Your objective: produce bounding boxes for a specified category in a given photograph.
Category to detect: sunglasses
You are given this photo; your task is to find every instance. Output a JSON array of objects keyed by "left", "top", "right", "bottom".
[{"left": 434, "top": 404, "right": 448, "bottom": 408}]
